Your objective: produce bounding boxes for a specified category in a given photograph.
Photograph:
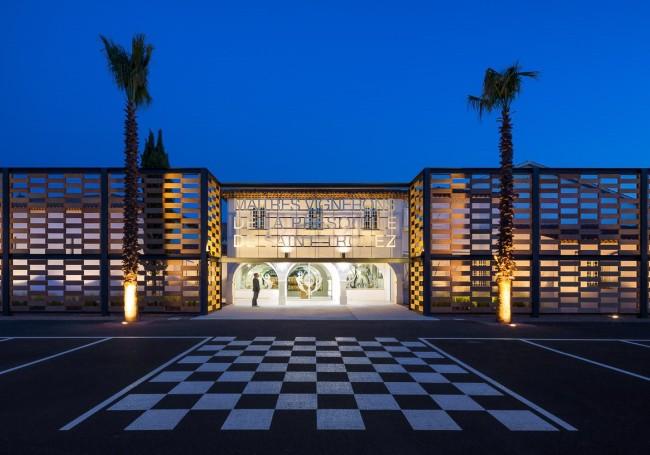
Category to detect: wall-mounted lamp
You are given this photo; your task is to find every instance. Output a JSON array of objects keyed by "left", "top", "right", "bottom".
[
  {"left": 280, "top": 246, "right": 292, "bottom": 259},
  {"left": 337, "top": 246, "right": 350, "bottom": 259}
]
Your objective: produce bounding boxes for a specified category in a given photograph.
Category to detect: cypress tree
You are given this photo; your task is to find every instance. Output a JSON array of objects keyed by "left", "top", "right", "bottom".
[
  {"left": 154, "top": 129, "right": 170, "bottom": 169},
  {"left": 140, "top": 130, "right": 156, "bottom": 168}
]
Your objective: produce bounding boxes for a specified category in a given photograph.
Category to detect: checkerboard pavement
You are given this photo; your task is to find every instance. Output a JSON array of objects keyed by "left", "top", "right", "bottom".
[{"left": 101, "top": 336, "right": 560, "bottom": 431}]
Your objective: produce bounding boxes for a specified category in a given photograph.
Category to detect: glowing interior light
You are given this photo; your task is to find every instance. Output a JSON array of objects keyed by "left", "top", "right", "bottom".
[
  {"left": 610, "top": 314, "right": 619, "bottom": 319},
  {"left": 124, "top": 281, "right": 138, "bottom": 323},
  {"left": 497, "top": 277, "right": 512, "bottom": 324}
]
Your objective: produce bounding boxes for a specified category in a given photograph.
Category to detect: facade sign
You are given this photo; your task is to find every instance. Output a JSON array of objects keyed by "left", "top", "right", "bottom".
[{"left": 228, "top": 197, "right": 408, "bottom": 258}]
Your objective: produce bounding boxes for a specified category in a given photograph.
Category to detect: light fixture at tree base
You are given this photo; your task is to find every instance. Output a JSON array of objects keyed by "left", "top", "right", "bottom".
[
  {"left": 124, "top": 280, "right": 138, "bottom": 322},
  {"left": 497, "top": 277, "right": 512, "bottom": 324}
]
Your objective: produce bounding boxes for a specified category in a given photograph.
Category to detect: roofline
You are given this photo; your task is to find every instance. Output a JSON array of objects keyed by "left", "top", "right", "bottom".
[{"left": 220, "top": 183, "right": 409, "bottom": 191}]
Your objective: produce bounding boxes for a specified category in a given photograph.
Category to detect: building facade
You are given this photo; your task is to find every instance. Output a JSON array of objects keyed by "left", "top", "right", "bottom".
[{"left": 1, "top": 166, "right": 648, "bottom": 317}]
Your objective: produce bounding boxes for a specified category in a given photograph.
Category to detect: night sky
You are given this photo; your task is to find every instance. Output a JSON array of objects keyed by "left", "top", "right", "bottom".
[{"left": 2, "top": 1, "right": 649, "bottom": 183}]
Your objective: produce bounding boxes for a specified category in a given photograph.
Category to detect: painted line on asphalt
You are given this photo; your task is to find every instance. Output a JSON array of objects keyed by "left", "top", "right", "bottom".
[
  {"left": 415, "top": 337, "right": 650, "bottom": 342},
  {"left": 420, "top": 338, "right": 578, "bottom": 432},
  {"left": 521, "top": 340, "right": 650, "bottom": 382},
  {"left": 0, "top": 337, "right": 13, "bottom": 342},
  {"left": 2, "top": 336, "right": 209, "bottom": 339},
  {"left": 59, "top": 336, "right": 212, "bottom": 431},
  {"left": 621, "top": 340, "right": 650, "bottom": 349},
  {"left": 0, "top": 338, "right": 112, "bottom": 377}
]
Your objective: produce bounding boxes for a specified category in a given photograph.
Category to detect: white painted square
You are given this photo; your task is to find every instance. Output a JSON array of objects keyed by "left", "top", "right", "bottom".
[
  {"left": 289, "top": 356, "right": 317, "bottom": 364},
  {"left": 401, "top": 341, "right": 426, "bottom": 348},
  {"left": 373, "top": 364, "right": 406, "bottom": 373},
  {"left": 276, "top": 393, "right": 318, "bottom": 410},
  {"left": 413, "top": 351, "right": 444, "bottom": 359},
  {"left": 385, "top": 345, "right": 410, "bottom": 352},
  {"left": 342, "top": 357, "right": 371, "bottom": 365},
  {"left": 355, "top": 394, "right": 400, "bottom": 410},
  {"left": 430, "top": 364, "right": 467, "bottom": 374},
  {"left": 284, "top": 371, "right": 317, "bottom": 382},
  {"left": 222, "top": 409, "right": 274, "bottom": 430},
  {"left": 335, "top": 337, "right": 357, "bottom": 342},
  {"left": 229, "top": 340, "right": 252, "bottom": 346},
  {"left": 196, "top": 363, "right": 230, "bottom": 372},
  {"left": 192, "top": 393, "right": 240, "bottom": 410},
  {"left": 198, "top": 345, "right": 224, "bottom": 352},
  {"left": 178, "top": 355, "right": 211, "bottom": 364},
  {"left": 150, "top": 371, "right": 193, "bottom": 383},
  {"left": 212, "top": 336, "right": 236, "bottom": 342},
  {"left": 359, "top": 341, "right": 382, "bottom": 347},
  {"left": 272, "top": 340, "right": 294, "bottom": 346},
  {"left": 169, "top": 381, "right": 213, "bottom": 395},
  {"left": 396, "top": 357, "right": 426, "bottom": 365},
  {"left": 218, "top": 371, "right": 255, "bottom": 382},
  {"left": 453, "top": 382, "right": 503, "bottom": 396},
  {"left": 109, "top": 394, "right": 165, "bottom": 411},
  {"left": 409, "top": 372, "right": 448, "bottom": 383},
  {"left": 316, "top": 363, "right": 346, "bottom": 373},
  {"left": 432, "top": 394, "right": 484, "bottom": 411},
  {"left": 384, "top": 382, "right": 427, "bottom": 395},
  {"left": 125, "top": 409, "right": 188, "bottom": 431},
  {"left": 254, "top": 337, "right": 275, "bottom": 341},
  {"left": 317, "top": 409, "right": 365, "bottom": 430},
  {"left": 403, "top": 410, "right": 460, "bottom": 431},
  {"left": 265, "top": 350, "right": 292, "bottom": 357},
  {"left": 375, "top": 337, "right": 398, "bottom": 342},
  {"left": 317, "top": 381, "right": 354, "bottom": 395},
  {"left": 256, "top": 363, "right": 288, "bottom": 372},
  {"left": 243, "top": 381, "right": 283, "bottom": 394},
  {"left": 295, "top": 337, "right": 316, "bottom": 342},
  {"left": 234, "top": 356, "right": 265, "bottom": 364},
  {"left": 339, "top": 345, "right": 363, "bottom": 352},
  {"left": 365, "top": 350, "right": 392, "bottom": 358},
  {"left": 316, "top": 351, "right": 341, "bottom": 357},
  {"left": 245, "top": 345, "right": 271, "bottom": 351},
  {"left": 293, "top": 344, "right": 317, "bottom": 351},
  {"left": 347, "top": 372, "right": 383, "bottom": 382},
  {"left": 489, "top": 410, "right": 557, "bottom": 431},
  {"left": 214, "top": 350, "right": 243, "bottom": 357},
  {"left": 316, "top": 341, "right": 338, "bottom": 346}
]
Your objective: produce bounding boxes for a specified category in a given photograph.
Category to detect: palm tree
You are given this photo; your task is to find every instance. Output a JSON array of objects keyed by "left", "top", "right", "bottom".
[
  {"left": 100, "top": 34, "right": 154, "bottom": 322},
  {"left": 468, "top": 63, "right": 538, "bottom": 324}
]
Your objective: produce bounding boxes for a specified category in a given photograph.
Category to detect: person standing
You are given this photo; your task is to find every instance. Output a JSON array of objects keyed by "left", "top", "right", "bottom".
[{"left": 252, "top": 273, "right": 260, "bottom": 307}]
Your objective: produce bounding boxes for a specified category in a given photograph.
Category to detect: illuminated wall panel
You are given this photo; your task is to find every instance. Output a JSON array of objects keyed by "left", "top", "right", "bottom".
[
  {"left": 430, "top": 259, "right": 530, "bottom": 312},
  {"left": 429, "top": 172, "right": 531, "bottom": 255},
  {"left": 540, "top": 259, "right": 638, "bottom": 313},
  {"left": 539, "top": 173, "right": 639, "bottom": 255},
  {"left": 11, "top": 173, "right": 102, "bottom": 254},
  {"left": 11, "top": 258, "right": 101, "bottom": 311},
  {"left": 4, "top": 169, "right": 221, "bottom": 314},
  {"left": 109, "top": 258, "right": 201, "bottom": 312}
]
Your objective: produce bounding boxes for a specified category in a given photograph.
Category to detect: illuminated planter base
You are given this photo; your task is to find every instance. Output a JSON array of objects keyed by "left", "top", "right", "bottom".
[{"left": 124, "top": 281, "right": 138, "bottom": 322}]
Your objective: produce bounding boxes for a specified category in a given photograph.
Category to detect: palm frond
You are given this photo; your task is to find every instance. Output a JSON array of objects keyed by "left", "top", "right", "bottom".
[
  {"left": 468, "top": 62, "right": 538, "bottom": 118},
  {"left": 100, "top": 35, "right": 130, "bottom": 91},
  {"left": 100, "top": 34, "right": 153, "bottom": 106}
]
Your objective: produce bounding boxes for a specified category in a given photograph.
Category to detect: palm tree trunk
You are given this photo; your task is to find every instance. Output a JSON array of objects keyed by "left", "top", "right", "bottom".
[
  {"left": 497, "top": 106, "right": 515, "bottom": 323},
  {"left": 123, "top": 100, "right": 140, "bottom": 322}
]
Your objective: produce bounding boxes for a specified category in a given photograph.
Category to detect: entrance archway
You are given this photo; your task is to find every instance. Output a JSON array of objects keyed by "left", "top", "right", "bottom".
[{"left": 286, "top": 263, "right": 333, "bottom": 301}]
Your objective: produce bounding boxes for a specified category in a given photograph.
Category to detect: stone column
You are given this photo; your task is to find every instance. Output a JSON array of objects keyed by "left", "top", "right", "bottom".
[{"left": 278, "top": 279, "right": 287, "bottom": 305}]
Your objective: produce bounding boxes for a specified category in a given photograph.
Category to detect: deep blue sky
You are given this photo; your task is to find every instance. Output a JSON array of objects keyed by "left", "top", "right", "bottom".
[{"left": 1, "top": 1, "right": 649, "bottom": 182}]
